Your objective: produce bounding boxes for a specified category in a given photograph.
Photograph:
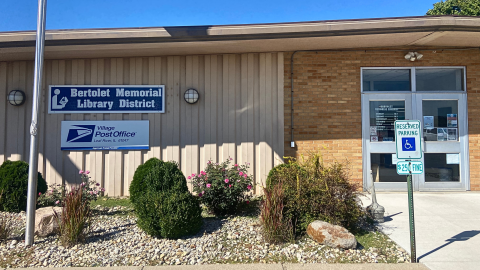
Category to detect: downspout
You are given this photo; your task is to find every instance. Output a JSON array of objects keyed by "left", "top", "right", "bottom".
[
  {"left": 290, "top": 51, "right": 299, "bottom": 148},
  {"left": 290, "top": 51, "right": 300, "bottom": 148}
]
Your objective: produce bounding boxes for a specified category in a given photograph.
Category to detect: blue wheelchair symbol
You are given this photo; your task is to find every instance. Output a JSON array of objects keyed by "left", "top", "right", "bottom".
[{"left": 402, "top": 137, "right": 416, "bottom": 151}]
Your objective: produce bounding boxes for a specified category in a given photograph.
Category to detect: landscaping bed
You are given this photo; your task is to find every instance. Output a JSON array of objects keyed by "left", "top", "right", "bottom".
[{"left": 0, "top": 201, "right": 410, "bottom": 268}]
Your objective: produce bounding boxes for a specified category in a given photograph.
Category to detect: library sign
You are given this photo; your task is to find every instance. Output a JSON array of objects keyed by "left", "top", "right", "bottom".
[{"left": 48, "top": 85, "right": 165, "bottom": 113}]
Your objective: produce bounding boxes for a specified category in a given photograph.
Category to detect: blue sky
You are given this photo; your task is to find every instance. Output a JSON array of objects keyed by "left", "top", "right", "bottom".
[{"left": 1, "top": 0, "right": 438, "bottom": 32}]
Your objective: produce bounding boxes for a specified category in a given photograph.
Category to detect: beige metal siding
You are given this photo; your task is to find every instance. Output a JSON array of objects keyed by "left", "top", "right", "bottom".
[{"left": 0, "top": 53, "right": 284, "bottom": 196}]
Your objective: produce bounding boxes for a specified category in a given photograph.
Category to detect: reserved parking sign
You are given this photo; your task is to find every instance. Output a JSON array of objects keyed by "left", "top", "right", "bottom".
[{"left": 395, "top": 120, "right": 422, "bottom": 159}]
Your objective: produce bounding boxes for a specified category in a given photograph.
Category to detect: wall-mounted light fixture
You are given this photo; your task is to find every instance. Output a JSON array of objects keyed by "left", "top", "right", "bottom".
[
  {"left": 184, "top": 88, "right": 199, "bottom": 104},
  {"left": 7, "top": 90, "right": 26, "bottom": 106},
  {"left": 404, "top": 52, "right": 423, "bottom": 62}
]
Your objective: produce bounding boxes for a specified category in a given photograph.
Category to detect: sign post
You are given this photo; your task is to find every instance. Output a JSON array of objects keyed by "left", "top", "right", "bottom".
[
  {"left": 406, "top": 165, "right": 416, "bottom": 264},
  {"left": 395, "top": 120, "right": 422, "bottom": 263},
  {"left": 25, "top": 0, "right": 47, "bottom": 247}
]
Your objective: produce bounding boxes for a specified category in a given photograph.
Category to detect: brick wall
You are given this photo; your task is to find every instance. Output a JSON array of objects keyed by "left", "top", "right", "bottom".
[{"left": 284, "top": 49, "right": 480, "bottom": 190}]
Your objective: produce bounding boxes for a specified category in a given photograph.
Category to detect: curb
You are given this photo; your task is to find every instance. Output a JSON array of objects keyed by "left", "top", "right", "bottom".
[{"left": 9, "top": 263, "right": 430, "bottom": 270}]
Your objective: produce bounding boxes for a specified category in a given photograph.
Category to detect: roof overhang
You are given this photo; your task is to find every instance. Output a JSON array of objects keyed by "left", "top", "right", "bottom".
[{"left": 1, "top": 15, "right": 480, "bottom": 61}]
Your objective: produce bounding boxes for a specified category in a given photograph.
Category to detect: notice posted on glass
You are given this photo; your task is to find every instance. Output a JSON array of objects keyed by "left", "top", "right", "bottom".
[{"left": 447, "top": 114, "right": 457, "bottom": 128}]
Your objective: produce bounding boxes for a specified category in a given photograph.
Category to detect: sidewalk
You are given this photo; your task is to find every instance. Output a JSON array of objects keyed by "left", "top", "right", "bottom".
[
  {"left": 363, "top": 192, "right": 480, "bottom": 270},
  {"left": 5, "top": 264, "right": 430, "bottom": 270}
]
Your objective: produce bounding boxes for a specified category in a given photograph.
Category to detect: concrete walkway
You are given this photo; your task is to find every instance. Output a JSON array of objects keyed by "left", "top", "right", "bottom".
[
  {"left": 6, "top": 264, "right": 429, "bottom": 270},
  {"left": 363, "top": 192, "right": 480, "bottom": 270}
]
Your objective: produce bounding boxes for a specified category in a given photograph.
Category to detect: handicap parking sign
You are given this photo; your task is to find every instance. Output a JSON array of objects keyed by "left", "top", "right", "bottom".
[
  {"left": 401, "top": 137, "right": 416, "bottom": 151},
  {"left": 395, "top": 120, "right": 422, "bottom": 159}
]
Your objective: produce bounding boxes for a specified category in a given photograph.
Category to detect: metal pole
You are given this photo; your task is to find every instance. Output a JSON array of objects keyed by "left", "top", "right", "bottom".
[
  {"left": 407, "top": 161, "right": 417, "bottom": 263},
  {"left": 25, "top": 0, "right": 47, "bottom": 247}
]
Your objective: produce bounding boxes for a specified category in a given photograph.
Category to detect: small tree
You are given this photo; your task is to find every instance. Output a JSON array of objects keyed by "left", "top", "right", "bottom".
[{"left": 426, "top": 0, "right": 480, "bottom": 16}]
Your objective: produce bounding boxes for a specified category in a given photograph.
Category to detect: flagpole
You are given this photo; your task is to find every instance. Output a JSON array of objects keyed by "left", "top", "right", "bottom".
[{"left": 25, "top": 0, "right": 47, "bottom": 246}]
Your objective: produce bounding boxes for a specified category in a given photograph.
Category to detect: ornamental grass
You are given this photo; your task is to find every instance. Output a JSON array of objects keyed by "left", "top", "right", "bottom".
[
  {"left": 260, "top": 182, "right": 294, "bottom": 244},
  {"left": 54, "top": 185, "right": 92, "bottom": 247},
  {"left": 0, "top": 192, "right": 13, "bottom": 242}
]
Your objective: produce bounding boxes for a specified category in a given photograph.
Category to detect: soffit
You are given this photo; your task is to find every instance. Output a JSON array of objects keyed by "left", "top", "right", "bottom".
[{"left": 0, "top": 16, "right": 479, "bottom": 61}]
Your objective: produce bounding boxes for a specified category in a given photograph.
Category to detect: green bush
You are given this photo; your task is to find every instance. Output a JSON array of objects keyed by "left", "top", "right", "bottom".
[
  {"left": 266, "top": 163, "right": 306, "bottom": 188},
  {"left": 0, "top": 160, "right": 47, "bottom": 212},
  {"left": 265, "top": 153, "right": 365, "bottom": 236},
  {"left": 265, "top": 162, "right": 306, "bottom": 234},
  {"left": 135, "top": 191, "right": 202, "bottom": 239},
  {"left": 129, "top": 158, "right": 188, "bottom": 204}
]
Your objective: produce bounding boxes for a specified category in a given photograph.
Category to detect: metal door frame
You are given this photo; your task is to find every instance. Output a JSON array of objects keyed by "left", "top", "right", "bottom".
[
  {"left": 415, "top": 93, "right": 469, "bottom": 191},
  {"left": 361, "top": 66, "right": 468, "bottom": 191},
  {"left": 362, "top": 93, "right": 414, "bottom": 191}
]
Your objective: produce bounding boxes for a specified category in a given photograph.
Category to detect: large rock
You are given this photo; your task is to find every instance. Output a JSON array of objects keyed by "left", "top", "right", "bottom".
[
  {"left": 34, "top": 207, "right": 62, "bottom": 237},
  {"left": 306, "top": 220, "right": 357, "bottom": 249}
]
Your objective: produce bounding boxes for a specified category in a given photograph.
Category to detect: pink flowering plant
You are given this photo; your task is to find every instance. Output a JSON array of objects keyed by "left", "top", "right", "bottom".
[
  {"left": 192, "top": 158, "right": 253, "bottom": 215},
  {"left": 37, "top": 169, "right": 104, "bottom": 207},
  {"left": 37, "top": 183, "right": 66, "bottom": 208}
]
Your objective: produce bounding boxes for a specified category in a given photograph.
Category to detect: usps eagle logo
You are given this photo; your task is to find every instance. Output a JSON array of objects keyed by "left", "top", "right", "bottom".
[{"left": 66, "top": 125, "right": 96, "bottom": 142}]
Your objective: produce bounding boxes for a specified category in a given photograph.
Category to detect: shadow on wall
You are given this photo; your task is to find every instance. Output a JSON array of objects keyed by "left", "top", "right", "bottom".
[
  {"left": 0, "top": 50, "right": 285, "bottom": 196},
  {"left": 1, "top": 152, "right": 84, "bottom": 187}
]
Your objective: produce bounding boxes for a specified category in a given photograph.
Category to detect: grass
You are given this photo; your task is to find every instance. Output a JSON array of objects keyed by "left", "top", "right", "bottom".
[
  {"left": 90, "top": 196, "right": 134, "bottom": 209},
  {"left": 356, "top": 230, "right": 392, "bottom": 250},
  {"left": 0, "top": 248, "right": 35, "bottom": 268},
  {"left": 355, "top": 230, "right": 407, "bottom": 263},
  {"left": 0, "top": 216, "right": 13, "bottom": 242}
]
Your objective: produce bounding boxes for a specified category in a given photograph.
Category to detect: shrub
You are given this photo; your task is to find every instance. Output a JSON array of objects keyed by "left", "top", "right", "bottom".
[
  {"left": 135, "top": 191, "right": 202, "bottom": 239},
  {"left": 265, "top": 162, "right": 306, "bottom": 235},
  {"left": 260, "top": 183, "right": 294, "bottom": 244},
  {"left": 192, "top": 159, "right": 253, "bottom": 215},
  {"left": 37, "top": 169, "right": 104, "bottom": 208},
  {"left": 37, "top": 184, "right": 65, "bottom": 208},
  {"left": 0, "top": 192, "right": 13, "bottom": 242},
  {"left": 129, "top": 158, "right": 188, "bottom": 204},
  {"left": 54, "top": 185, "right": 91, "bottom": 247},
  {"left": 0, "top": 216, "right": 12, "bottom": 242},
  {"left": 0, "top": 160, "right": 47, "bottom": 212},
  {"left": 265, "top": 152, "right": 365, "bottom": 236}
]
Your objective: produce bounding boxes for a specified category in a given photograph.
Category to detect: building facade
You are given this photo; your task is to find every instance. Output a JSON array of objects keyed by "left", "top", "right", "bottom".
[{"left": 1, "top": 16, "right": 479, "bottom": 195}]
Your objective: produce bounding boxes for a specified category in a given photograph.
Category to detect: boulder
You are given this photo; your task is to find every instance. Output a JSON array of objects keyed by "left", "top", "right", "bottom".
[
  {"left": 306, "top": 220, "right": 357, "bottom": 249},
  {"left": 34, "top": 207, "right": 62, "bottom": 237}
]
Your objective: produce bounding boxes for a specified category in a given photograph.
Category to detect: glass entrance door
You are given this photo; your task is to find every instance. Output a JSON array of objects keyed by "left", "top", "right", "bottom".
[
  {"left": 361, "top": 67, "right": 468, "bottom": 191},
  {"left": 416, "top": 94, "right": 468, "bottom": 190},
  {"left": 362, "top": 93, "right": 468, "bottom": 191},
  {"left": 362, "top": 94, "right": 413, "bottom": 190}
]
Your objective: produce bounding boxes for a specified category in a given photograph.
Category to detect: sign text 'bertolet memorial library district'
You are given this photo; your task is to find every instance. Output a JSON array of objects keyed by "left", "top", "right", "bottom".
[{"left": 49, "top": 85, "right": 165, "bottom": 113}]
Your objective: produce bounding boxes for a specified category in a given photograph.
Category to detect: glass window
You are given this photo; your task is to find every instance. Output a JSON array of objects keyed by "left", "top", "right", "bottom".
[
  {"left": 370, "top": 101, "right": 405, "bottom": 142},
  {"left": 424, "top": 153, "right": 460, "bottom": 182},
  {"left": 371, "top": 154, "right": 406, "bottom": 182},
  {"left": 363, "top": 69, "right": 411, "bottom": 91},
  {"left": 422, "top": 100, "right": 458, "bottom": 142},
  {"left": 416, "top": 68, "right": 464, "bottom": 91}
]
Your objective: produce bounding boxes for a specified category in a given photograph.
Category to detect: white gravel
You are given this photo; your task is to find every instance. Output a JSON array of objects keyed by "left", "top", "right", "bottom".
[{"left": 0, "top": 206, "right": 410, "bottom": 268}]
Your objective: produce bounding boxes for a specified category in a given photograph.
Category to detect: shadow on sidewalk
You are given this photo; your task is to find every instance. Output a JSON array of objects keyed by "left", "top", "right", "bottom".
[
  {"left": 418, "top": 230, "right": 480, "bottom": 261},
  {"left": 383, "top": 212, "right": 403, "bottom": 222}
]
